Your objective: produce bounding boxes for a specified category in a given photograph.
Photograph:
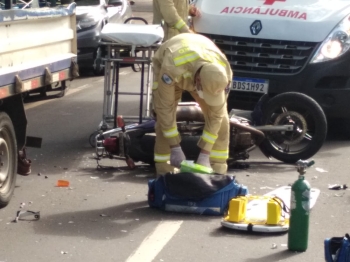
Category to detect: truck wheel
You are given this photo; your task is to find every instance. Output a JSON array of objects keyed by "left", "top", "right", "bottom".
[
  {"left": 0, "top": 112, "right": 17, "bottom": 208},
  {"left": 259, "top": 92, "right": 327, "bottom": 163}
]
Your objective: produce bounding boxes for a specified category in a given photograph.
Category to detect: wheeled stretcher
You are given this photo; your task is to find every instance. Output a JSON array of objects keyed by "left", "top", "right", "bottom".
[{"left": 98, "top": 18, "right": 164, "bottom": 132}]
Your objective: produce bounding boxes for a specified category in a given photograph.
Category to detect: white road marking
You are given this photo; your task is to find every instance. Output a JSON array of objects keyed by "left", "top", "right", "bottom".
[{"left": 126, "top": 220, "right": 183, "bottom": 262}]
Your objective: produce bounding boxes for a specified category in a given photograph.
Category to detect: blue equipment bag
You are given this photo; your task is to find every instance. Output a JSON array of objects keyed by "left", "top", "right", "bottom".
[
  {"left": 147, "top": 172, "right": 248, "bottom": 216},
  {"left": 325, "top": 234, "right": 350, "bottom": 262}
]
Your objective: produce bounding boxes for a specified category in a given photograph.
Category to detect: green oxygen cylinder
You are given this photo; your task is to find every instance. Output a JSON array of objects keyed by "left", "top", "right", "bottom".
[{"left": 288, "top": 160, "right": 314, "bottom": 252}]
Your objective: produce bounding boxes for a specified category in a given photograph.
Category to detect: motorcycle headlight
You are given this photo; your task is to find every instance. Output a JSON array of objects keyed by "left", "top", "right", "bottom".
[
  {"left": 311, "top": 15, "right": 350, "bottom": 63},
  {"left": 77, "top": 14, "right": 100, "bottom": 30}
]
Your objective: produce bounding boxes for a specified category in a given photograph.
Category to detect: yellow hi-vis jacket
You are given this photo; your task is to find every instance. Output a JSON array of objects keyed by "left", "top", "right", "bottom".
[
  {"left": 152, "top": 33, "right": 233, "bottom": 152},
  {"left": 153, "top": 0, "right": 190, "bottom": 41}
]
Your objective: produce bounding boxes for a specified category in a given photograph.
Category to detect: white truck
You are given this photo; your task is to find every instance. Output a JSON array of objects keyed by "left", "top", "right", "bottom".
[
  {"left": 190, "top": 0, "right": 350, "bottom": 131},
  {"left": 0, "top": 0, "right": 78, "bottom": 207}
]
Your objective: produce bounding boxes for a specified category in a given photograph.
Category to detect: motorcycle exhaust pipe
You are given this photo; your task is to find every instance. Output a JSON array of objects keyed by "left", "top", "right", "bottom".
[{"left": 229, "top": 118, "right": 265, "bottom": 146}]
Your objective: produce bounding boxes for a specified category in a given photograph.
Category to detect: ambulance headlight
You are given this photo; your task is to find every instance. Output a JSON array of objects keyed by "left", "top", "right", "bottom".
[{"left": 310, "top": 15, "right": 350, "bottom": 63}]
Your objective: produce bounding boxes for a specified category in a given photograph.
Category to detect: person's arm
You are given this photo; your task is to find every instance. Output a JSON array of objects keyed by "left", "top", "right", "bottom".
[{"left": 157, "top": 0, "right": 190, "bottom": 33}]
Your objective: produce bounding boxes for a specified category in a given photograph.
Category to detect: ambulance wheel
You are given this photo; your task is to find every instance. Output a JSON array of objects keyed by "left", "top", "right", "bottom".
[
  {"left": 0, "top": 112, "right": 17, "bottom": 208},
  {"left": 259, "top": 92, "right": 327, "bottom": 163}
]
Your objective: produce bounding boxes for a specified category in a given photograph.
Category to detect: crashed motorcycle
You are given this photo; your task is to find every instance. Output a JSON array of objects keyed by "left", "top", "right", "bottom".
[{"left": 93, "top": 92, "right": 328, "bottom": 169}]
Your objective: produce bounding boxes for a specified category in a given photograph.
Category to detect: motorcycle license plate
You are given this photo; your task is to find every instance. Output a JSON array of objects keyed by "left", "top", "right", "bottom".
[{"left": 232, "top": 77, "right": 269, "bottom": 93}]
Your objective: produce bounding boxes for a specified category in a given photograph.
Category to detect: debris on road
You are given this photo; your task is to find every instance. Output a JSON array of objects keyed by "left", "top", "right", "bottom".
[
  {"left": 14, "top": 210, "right": 40, "bottom": 223},
  {"left": 56, "top": 180, "right": 70, "bottom": 187},
  {"left": 328, "top": 184, "right": 348, "bottom": 190},
  {"left": 315, "top": 167, "right": 328, "bottom": 173}
]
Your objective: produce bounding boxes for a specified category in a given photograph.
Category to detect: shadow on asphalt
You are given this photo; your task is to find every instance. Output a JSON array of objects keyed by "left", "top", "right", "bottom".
[
  {"left": 32, "top": 200, "right": 218, "bottom": 240},
  {"left": 229, "top": 161, "right": 295, "bottom": 174},
  {"left": 327, "top": 120, "right": 350, "bottom": 141},
  {"left": 23, "top": 90, "right": 66, "bottom": 103},
  {"left": 243, "top": 250, "right": 299, "bottom": 262}
]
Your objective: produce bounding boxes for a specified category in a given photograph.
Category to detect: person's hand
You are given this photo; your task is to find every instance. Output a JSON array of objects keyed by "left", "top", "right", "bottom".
[
  {"left": 196, "top": 152, "right": 211, "bottom": 168},
  {"left": 170, "top": 146, "right": 186, "bottom": 168},
  {"left": 189, "top": 5, "right": 201, "bottom": 17}
]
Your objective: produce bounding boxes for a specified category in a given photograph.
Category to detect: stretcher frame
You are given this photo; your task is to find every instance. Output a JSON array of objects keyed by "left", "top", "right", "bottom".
[
  {"left": 98, "top": 40, "right": 160, "bottom": 131},
  {"left": 89, "top": 21, "right": 163, "bottom": 150}
]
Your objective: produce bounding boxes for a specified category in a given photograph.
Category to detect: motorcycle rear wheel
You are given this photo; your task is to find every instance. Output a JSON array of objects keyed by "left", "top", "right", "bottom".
[{"left": 259, "top": 92, "right": 327, "bottom": 163}]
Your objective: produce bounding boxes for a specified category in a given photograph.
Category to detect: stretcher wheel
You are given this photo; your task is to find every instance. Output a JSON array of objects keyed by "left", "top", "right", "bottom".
[
  {"left": 89, "top": 131, "right": 99, "bottom": 147},
  {"left": 131, "top": 63, "right": 141, "bottom": 72}
]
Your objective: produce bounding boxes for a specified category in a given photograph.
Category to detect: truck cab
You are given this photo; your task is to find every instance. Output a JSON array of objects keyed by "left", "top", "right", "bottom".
[{"left": 190, "top": 0, "right": 350, "bottom": 124}]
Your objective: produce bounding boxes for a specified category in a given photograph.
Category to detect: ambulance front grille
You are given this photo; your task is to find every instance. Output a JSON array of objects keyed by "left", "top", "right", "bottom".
[{"left": 202, "top": 33, "right": 319, "bottom": 74}]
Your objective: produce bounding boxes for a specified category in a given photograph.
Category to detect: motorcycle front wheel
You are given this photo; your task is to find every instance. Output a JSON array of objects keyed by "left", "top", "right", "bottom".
[{"left": 259, "top": 92, "right": 327, "bottom": 163}]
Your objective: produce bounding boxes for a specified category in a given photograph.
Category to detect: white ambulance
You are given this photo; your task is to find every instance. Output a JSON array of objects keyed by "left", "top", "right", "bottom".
[{"left": 191, "top": 0, "right": 350, "bottom": 127}]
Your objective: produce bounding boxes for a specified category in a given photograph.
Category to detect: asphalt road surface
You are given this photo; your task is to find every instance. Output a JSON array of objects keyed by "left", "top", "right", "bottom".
[{"left": 0, "top": 2, "right": 350, "bottom": 262}]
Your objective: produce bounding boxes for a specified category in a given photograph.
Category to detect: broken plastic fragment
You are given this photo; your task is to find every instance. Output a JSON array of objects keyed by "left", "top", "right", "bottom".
[
  {"left": 56, "top": 180, "right": 70, "bottom": 187},
  {"left": 271, "top": 243, "right": 277, "bottom": 249},
  {"left": 14, "top": 210, "right": 40, "bottom": 223}
]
